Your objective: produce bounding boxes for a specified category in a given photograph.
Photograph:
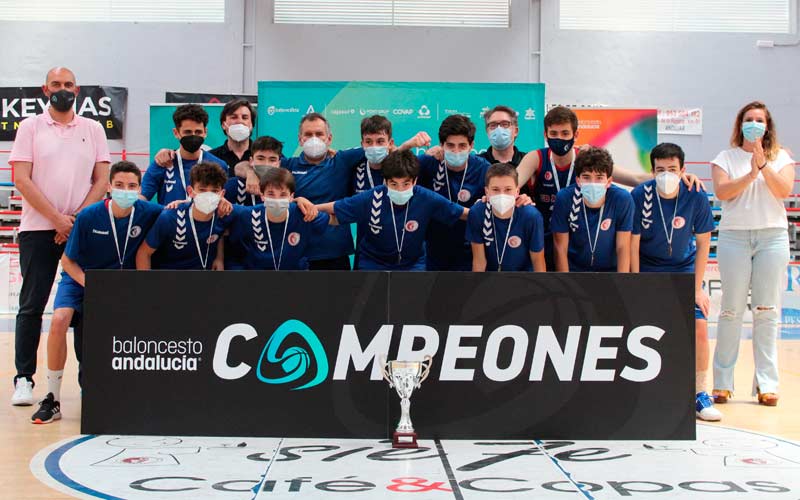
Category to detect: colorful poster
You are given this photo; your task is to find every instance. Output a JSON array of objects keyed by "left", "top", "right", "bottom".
[
  {"left": 573, "top": 108, "right": 658, "bottom": 174},
  {"left": 257, "top": 81, "right": 546, "bottom": 156}
]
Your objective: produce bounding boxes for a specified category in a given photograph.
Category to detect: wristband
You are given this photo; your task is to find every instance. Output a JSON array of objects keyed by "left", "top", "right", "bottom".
[{"left": 759, "top": 162, "right": 767, "bottom": 170}]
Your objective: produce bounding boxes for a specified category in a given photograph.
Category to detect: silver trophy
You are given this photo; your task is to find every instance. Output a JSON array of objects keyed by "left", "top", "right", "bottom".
[{"left": 381, "top": 355, "right": 432, "bottom": 448}]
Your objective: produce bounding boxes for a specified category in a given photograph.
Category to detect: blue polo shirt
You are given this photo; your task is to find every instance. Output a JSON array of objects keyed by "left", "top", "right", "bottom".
[
  {"left": 417, "top": 153, "right": 491, "bottom": 270},
  {"left": 141, "top": 150, "right": 228, "bottom": 205},
  {"left": 334, "top": 185, "right": 464, "bottom": 270},
  {"left": 282, "top": 148, "right": 365, "bottom": 261},
  {"left": 551, "top": 185, "right": 634, "bottom": 272},
  {"left": 632, "top": 180, "right": 715, "bottom": 272},
  {"left": 466, "top": 202, "right": 545, "bottom": 271}
]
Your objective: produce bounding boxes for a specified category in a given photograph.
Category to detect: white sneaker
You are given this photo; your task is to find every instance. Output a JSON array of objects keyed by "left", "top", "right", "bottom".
[{"left": 12, "top": 379, "right": 34, "bottom": 406}]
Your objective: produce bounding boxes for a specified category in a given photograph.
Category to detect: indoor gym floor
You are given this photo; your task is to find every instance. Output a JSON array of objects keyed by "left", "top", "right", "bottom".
[{"left": 2, "top": 331, "right": 799, "bottom": 500}]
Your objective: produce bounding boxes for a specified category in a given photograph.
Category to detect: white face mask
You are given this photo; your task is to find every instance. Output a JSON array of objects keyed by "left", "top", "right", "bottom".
[
  {"left": 227, "top": 123, "right": 251, "bottom": 142},
  {"left": 265, "top": 197, "right": 291, "bottom": 217},
  {"left": 489, "top": 194, "right": 516, "bottom": 214},
  {"left": 655, "top": 171, "right": 680, "bottom": 195},
  {"left": 193, "top": 191, "right": 221, "bottom": 215},
  {"left": 302, "top": 137, "right": 328, "bottom": 159}
]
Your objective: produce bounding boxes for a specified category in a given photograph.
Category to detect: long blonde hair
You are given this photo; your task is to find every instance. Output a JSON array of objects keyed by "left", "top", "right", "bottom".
[{"left": 730, "top": 101, "right": 780, "bottom": 161}]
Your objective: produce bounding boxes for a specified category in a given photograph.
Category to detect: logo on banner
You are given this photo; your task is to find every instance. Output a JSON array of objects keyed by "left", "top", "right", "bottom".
[
  {"left": 111, "top": 336, "right": 203, "bottom": 372},
  {"left": 524, "top": 108, "right": 536, "bottom": 120},
  {"left": 257, "top": 319, "right": 329, "bottom": 390},
  {"left": 418, "top": 105, "right": 431, "bottom": 119},
  {"left": 213, "top": 320, "right": 328, "bottom": 390}
]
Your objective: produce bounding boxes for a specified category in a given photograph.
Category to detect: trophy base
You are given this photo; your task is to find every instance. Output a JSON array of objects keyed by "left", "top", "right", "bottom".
[{"left": 392, "top": 431, "right": 418, "bottom": 449}]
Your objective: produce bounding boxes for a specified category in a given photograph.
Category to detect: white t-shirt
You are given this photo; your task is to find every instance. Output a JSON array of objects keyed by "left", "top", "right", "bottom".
[{"left": 712, "top": 147, "right": 794, "bottom": 230}]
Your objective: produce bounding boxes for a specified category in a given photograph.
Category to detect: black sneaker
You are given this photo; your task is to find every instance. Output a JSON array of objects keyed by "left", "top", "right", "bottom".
[{"left": 31, "top": 393, "right": 61, "bottom": 424}]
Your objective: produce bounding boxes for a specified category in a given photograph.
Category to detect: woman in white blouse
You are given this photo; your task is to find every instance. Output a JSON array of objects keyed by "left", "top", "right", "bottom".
[{"left": 711, "top": 101, "right": 794, "bottom": 407}]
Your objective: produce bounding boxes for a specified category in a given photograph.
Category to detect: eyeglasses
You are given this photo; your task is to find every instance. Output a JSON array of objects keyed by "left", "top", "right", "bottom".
[{"left": 487, "top": 121, "right": 513, "bottom": 130}]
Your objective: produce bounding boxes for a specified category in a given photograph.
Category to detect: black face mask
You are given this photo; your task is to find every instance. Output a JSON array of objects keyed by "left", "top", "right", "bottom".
[
  {"left": 547, "top": 137, "right": 575, "bottom": 156},
  {"left": 180, "top": 135, "right": 205, "bottom": 153},
  {"left": 49, "top": 89, "right": 76, "bottom": 112}
]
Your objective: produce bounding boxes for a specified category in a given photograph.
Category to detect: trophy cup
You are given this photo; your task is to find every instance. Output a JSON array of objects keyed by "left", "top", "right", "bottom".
[{"left": 381, "top": 355, "right": 432, "bottom": 448}]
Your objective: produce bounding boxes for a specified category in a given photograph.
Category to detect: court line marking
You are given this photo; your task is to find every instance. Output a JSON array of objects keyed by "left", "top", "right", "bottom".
[
  {"left": 251, "top": 437, "right": 285, "bottom": 500},
  {"left": 534, "top": 439, "right": 595, "bottom": 499},
  {"left": 435, "top": 439, "right": 465, "bottom": 500}
]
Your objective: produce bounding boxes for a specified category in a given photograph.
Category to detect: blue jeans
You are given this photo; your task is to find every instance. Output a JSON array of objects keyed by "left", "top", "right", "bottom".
[{"left": 714, "top": 228, "right": 788, "bottom": 395}]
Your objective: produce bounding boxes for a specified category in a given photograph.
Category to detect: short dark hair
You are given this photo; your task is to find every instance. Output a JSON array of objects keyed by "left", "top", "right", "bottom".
[
  {"left": 485, "top": 163, "right": 518, "bottom": 186},
  {"left": 220, "top": 98, "right": 256, "bottom": 128},
  {"left": 251, "top": 136, "right": 283, "bottom": 156},
  {"left": 574, "top": 147, "right": 614, "bottom": 178},
  {"left": 110, "top": 160, "right": 142, "bottom": 184},
  {"left": 259, "top": 167, "right": 296, "bottom": 194},
  {"left": 173, "top": 104, "right": 209, "bottom": 128},
  {"left": 299, "top": 112, "right": 330, "bottom": 135},
  {"left": 650, "top": 142, "right": 685, "bottom": 170},
  {"left": 189, "top": 161, "right": 227, "bottom": 189},
  {"left": 439, "top": 114, "right": 476, "bottom": 144},
  {"left": 544, "top": 106, "right": 578, "bottom": 133},
  {"left": 360, "top": 115, "right": 392, "bottom": 138},
  {"left": 484, "top": 106, "right": 518, "bottom": 127},
  {"left": 381, "top": 150, "right": 419, "bottom": 181}
]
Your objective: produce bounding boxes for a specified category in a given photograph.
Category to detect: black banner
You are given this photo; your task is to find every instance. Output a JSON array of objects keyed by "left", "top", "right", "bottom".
[
  {"left": 82, "top": 271, "right": 694, "bottom": 440},
  {"left": 0, "top": 86, "right": 127, "bottom": 140},
  {"left": 165, "top": 92, "right": 258, "bottom": 104}
]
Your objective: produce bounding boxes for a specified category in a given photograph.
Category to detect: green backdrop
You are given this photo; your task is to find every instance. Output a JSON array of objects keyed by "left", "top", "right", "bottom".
[{"left": 256, "top": 81, "right": 546, "bottom": 155}]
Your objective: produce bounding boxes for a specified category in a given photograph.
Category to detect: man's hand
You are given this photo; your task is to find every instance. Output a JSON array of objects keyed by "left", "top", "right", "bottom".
[
  {"left": 54, "top": 214, "right": 75, "bottom": 235},
  {"left": 164, "top": 199, "right": 190, "bottom": 210},
  {"left": 400, "top": 131, "right": 432, "bottom": 151},
  {"left": 696, "top": 287, "right": 710, "bottom": 317},
  {"left": 425, "top": 145, "right": 444, "bottom": 161},
  {"left": 217, "top": 198, "right": 233, "bottom": 217},
  {"left": 295, "top": 197, "right": 319, "bottom": 222},
  {"left": 245, "top": 169, "right": 260, "bottom": 195},
  {"left": 328, "top": 148, "right": 337, "bottom": 157},
  {"left": 54, "top": 233, "right": 68, "bottom": 245},
  {"left": 681, "top": 172, "right": 707, "bottom": 192},
  {"left": 211, "top": 258, "right": 225, "bottom": 271},
  {"left": 515, "top": 194, "right": 533, "bottom": 207},
  {"left": 155, "top": 149, "right": 175, "bottom": 168}
]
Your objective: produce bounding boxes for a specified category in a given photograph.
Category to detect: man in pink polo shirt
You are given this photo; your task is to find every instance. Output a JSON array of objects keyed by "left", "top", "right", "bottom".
[{"left": 8, "top": 67, "right": 110, "bottom": 407}]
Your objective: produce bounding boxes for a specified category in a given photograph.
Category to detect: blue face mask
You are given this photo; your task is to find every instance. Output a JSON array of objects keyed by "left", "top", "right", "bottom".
[
  {"left": 387, "top": 186, "right": 414, "bottom": 205},
  {"left": 444, "top": 149, "right": 469, "bottom": 168},
  {"left": 365, "top": 146, "right": 389, "bottom": 164},
  {"left": 111, "top": 189, "right": 139, "bottom": 209},
  {"left": 580, "top": 182, "right": 607, "bottom": 205},
  {"left": 547, "top": 137, "right": 575, "bottom": 156},
  {"left": 742, "top": 121, "right": 766, "bottom": 142},
  {"left": 489, "top": 127, "right": 513, "bottom": 150}
]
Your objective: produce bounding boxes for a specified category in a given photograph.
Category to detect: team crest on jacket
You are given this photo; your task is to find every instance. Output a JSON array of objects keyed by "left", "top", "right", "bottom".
[
  {"left": 288, "top": 232, "right": 301, "bottom": 246},
  {"left": 600, "top": 218, "right": 612, "bottom": 231},
  {"left": 508, "top": 236, "right": 522, "bottom": 248},
  {"left": 129, "top": 226, "right": 142, "bottom": 238},
  {"left": 673, "top": 216, "right": 686, "bottom": 229},
  {"left": 405, "top": 220, "right": 419, "bottom": 232}
]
